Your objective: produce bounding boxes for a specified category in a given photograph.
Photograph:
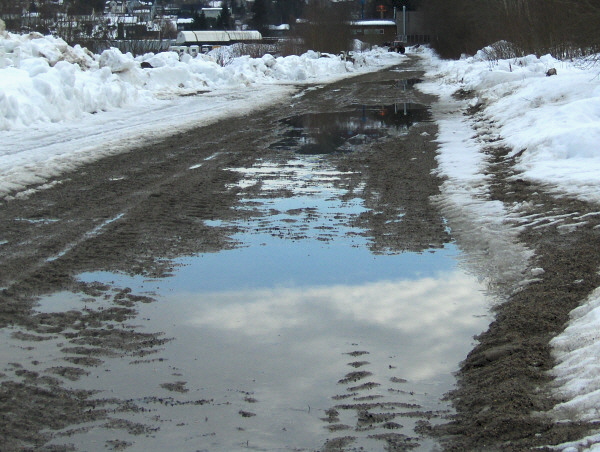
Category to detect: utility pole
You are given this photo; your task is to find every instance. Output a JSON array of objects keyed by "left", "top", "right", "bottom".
[{"left": 402, "top": 5, "right": 406, "bottom": 41}]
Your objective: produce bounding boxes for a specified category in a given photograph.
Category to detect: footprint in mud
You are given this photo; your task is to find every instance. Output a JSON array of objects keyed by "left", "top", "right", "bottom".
[
  {"left": 160, "top": 381, "right": 188, "bottom": 393},
  {"left": 321, "top": 349, "right": 423, "bottom": 449},
  {"left": 338, "top": 370, "right": 373, "bottom": 384}
]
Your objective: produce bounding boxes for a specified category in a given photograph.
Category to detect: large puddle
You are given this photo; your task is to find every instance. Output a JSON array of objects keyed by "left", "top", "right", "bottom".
[
  {"left": 1, "top": 78, "right": 490, "bottom": 451},
  {"left": 12, "top": 150, "right": 492, "bottom": 451},
  {"left": 270, "top": 103, "right": 431, "bottom": 154}
]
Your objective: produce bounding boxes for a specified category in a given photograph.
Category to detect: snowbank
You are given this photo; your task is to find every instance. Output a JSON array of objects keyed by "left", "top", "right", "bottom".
[
  {"left": 0, "top": 32, "right": 400, "bottom": 132},
  {"left": 420, "top": 46, "right": 600, "bottom": 204},
  {"left": 0, "top": 31, "right": 403, "bottom": 199}
]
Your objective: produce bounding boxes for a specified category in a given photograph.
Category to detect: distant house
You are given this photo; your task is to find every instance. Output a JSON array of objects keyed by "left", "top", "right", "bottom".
[
  {"left": 201, "top": 7, "right": 225, "bottom": 21},
  {"left": 176, "top": 17, "right": 193, "bottom": 31},
  {"left": 350, "top": 19, "right": 397, "bottom": 46},
  {"left": 267, "top": 24, "right": 290, "bottom": 39}
]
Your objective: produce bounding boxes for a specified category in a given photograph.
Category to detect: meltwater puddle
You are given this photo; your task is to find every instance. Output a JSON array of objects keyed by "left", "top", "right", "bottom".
[
  {"left": 22, "top": 155, "right": 491, "bottom": 451},
  {"left": 270, "top": 103, "right": 431, "bottom": 155},
  {"left": 43, "top": 257, "right": 488, "bottom": 451}
]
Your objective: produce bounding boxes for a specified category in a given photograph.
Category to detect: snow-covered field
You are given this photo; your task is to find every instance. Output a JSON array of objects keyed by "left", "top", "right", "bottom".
[{"left": 3, "top": 25, "right": 600, "bottom": 450}]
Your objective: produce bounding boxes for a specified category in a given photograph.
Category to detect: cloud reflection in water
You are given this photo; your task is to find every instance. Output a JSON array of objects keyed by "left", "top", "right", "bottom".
[{"left": 179, "top": 270, "right": 487, "bottom": 382}]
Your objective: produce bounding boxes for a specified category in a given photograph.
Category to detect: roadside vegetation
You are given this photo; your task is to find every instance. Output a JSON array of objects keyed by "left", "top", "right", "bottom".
[{"left": 424, "top": 0, "right": 600, "bottom": 60}]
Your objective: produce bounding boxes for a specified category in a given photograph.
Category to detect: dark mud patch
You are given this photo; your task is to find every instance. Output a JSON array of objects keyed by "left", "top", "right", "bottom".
[
  {"left": 338, "top": 371, "right": 373, "bottom": 384},
  {"left": 390, "top": 377, "right": 408, "bottom": 383},
  {"left": 327, "top": 424, "right": 353, "bottom": 432},
  {"left": 46, "top": 366, "right": 90, "bottom": 381},
  {"left": 322, "top": 408, "right": 340, "bottom": 423},
  {"left": 357, "top": 410, "right": 398, "bottom": 428},
  {"left": 348, "top": 360, "right": 370, "bottom": 368},
  {"left": 0, "top": 282, "right": 173, "bottom": 450},
  {"left": 348, "top": 381, "right": 381, "bottom": 391},
  {"left": 106, "top": 439, "right": 133, "bottom": 451},
  {"left": 103, "top": 418, "right": 158, "bottom": 435},
  {"left": 0, "top": 380, "right": 109, "bottom": 450},
  {"left": 345, "top": 350, "right": 370, "bottom": 357},
  {"left": 369, "top": 432, "right": 420, "bottom": 450},
  {"left": 323, "top": 436, "right": 356, "bottom": 451}
]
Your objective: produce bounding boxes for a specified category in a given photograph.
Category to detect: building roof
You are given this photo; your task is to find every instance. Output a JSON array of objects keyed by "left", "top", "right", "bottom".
[
  {"left": 201, "top": 7, "right": 228, "bottom": 19},
  {"left": 268, "top": 24, "right": 290, "bottom": 31},
  {"left": 352, "top": 20, "right": 397, "bottom": 27},
  {"left": 176, "top": 30, "right": 262, "bottom": 44}
]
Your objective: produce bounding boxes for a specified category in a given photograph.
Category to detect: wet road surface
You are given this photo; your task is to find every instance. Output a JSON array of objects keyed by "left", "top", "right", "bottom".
[{"left": 0, "top": 56, "right": 493, "bottom": 451}]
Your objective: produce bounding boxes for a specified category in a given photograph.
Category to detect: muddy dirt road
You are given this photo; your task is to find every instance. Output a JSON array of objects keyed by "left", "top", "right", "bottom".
[{"left": 1, "top": 54, "right": 598, "bottom": 451}]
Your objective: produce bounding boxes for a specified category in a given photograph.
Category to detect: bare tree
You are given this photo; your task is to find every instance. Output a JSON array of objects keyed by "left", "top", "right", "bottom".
[
  {"left": 557, "top": 0, "right": 600, "bottom": 56},
  {"left": 296, "top": 0, "right": 353, "bottom": 54},
  {"left": 423, "top": 0, "right": 600, "bottom": 59}
]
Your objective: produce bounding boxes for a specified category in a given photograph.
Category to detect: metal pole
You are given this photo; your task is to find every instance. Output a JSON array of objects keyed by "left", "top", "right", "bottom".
[{"left": 403, "top": 5, "right": 406, "bottom": 41}]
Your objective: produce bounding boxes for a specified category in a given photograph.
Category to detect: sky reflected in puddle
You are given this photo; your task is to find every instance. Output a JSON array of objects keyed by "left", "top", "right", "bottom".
[
  {"left": 65, "top": 248, "right": 488, "bottom": 451},
  {"left": 57, "top": 154, "right": 491, "bottom": 451}
]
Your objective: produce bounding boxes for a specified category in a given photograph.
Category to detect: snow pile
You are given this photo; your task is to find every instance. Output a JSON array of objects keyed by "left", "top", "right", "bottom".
[
  {"left": 420, "top": 47, "right": 600, "bottom": 204},
  {"left": 417, "top": 46, "right": 600, "bottom": 451},
  {"left": 0, "top": 32, "right": 401, "bottom": 132}
]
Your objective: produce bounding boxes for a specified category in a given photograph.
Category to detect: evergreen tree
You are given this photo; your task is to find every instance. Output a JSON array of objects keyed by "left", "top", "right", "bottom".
[
  {"left": 250, "top": 0, "right": 269, "bottom": 35},
  {"left": 193, "top": 10, "right": 208, "bottom": 30},
  {"left": 217, "top": 0, "right": 232, "bottom": 29}
]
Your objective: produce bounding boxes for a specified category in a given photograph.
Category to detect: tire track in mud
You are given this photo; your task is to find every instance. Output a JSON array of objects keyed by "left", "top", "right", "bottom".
[{"left": 0, "top": 105, "right": 291, "bottom": 450}]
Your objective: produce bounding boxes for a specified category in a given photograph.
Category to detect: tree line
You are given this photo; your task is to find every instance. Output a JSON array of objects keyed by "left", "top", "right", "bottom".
[
  {"left": 5, "top": 0, "right": 599, "bottom": 60},
  {"left": 423, "top": 0, "right": 600, "bottom": 59}
]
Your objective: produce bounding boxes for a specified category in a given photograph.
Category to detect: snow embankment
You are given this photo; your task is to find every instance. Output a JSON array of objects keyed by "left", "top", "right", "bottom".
[
  {"left": 0, "top": 31, "right": 403, "bottom": 199},
  {"left": 420, "top": 47, "right": 600, "bottom": 204},
  {"left": 0, "top": 32, "right": 399, "bottom": 132}
]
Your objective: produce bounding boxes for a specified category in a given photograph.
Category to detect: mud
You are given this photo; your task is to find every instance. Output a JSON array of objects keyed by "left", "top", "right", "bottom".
[{"left": 0, "top": 54, "right": 598, "bottom": 451}]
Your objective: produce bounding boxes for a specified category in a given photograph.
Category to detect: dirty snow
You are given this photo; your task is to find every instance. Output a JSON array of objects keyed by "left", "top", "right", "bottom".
[{"left": 416, "top": 45, "right": 600, "bottom": 451}]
